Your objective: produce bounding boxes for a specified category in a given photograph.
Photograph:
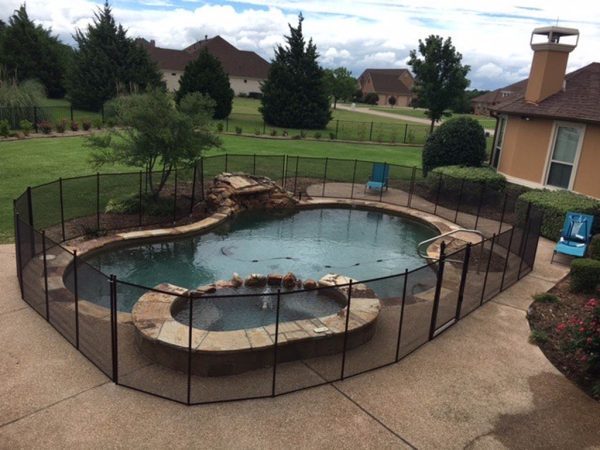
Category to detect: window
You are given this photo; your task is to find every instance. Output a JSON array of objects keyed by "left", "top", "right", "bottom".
[
  {"left": 491, "top": 115, "right": 507, "bottom": 168},
  {"left": 171, "top": 73, "right": 176, "bottom": 76},
  {"left": 546, "top": 124, "right": 583, "bottom": 189},
  {"left": 244, "top": 79, "right": 247, "bottom": 83}
]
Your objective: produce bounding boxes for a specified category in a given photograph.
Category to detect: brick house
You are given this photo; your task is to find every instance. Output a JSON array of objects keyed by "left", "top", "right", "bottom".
[
  {"left": 471, "top": 79, "right": 528, "bottom": 116},
  {"left": 358, "top": 68, "right": 414, "bottom": 106},
  {"left": 137, "top": 36, "right": 270, "bottom": 95}
]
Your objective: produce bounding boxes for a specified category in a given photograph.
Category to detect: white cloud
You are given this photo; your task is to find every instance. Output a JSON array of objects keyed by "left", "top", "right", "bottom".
[{"left": 1, "top": 0, "right": 599, "bottom": 89}]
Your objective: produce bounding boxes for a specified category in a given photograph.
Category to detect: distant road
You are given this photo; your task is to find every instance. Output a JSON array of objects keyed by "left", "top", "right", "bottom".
[{"left": 336, "top": 104, "right": 495, "bottom": 135}]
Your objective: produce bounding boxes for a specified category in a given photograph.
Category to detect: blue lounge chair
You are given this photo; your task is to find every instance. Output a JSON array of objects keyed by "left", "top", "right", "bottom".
[
  {"left": 365, "top": 163, "right": 389, "bottom": 193},
  {"left": 551, "top": 212, "right": 594, "bottom": 263}
]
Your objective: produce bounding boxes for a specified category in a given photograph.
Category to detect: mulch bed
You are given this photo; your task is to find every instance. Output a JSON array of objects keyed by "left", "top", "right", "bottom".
[{"left": 528, "top": 276, "right": 599, "bottom": 400}]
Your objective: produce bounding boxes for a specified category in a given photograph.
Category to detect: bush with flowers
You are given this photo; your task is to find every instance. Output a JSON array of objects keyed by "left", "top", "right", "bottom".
[{"left": 556, "top": 298, "right": 600, "bottom": 374}]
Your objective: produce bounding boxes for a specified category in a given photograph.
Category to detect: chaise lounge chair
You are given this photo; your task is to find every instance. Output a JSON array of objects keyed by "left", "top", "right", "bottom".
[
  {"left": 551, "top": 212, "right": 594, "bottom": 263},
  {"left": 365, "top": 163, "right": 389, "bottom": 193}
]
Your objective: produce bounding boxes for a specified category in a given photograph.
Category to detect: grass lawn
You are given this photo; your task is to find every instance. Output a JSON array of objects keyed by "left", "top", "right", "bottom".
[
  {"left": 370, "top": 105, "right": 497, "bottom": 129},
  {"left": 36, "top": 98, "right": 103, "bottom": 123},
  {"left": 0, "top": 134, "right": 422, "bottom": 243}
]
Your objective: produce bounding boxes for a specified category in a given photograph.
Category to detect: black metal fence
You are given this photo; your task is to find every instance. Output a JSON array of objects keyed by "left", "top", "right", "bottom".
[
  {"left": 13, "top": 154, "right": 543, "bottom": 405},
  {"left": 1, "top": 106, "right": 430, "bottom": 144}
]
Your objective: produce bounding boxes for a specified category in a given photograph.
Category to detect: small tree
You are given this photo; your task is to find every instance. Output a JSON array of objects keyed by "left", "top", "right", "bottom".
[
  {"left": 422, "top": 117, "right": 486, "bottom": 175},
  {"left": 323, "top": 67, "right": 356, "bottom": 109},
  {"left": 388, "top": 96, "right": 397, "bottom": 107},
  {"left": 408, "top": 35, "right": 470, "bottom": 133},
  {"left": 176, "top": 49, "right": 233, "bottom": 119},
  {"left": 87, "top": 90, "right": 220, "bottom": 197},
  {"left": 260, "top": 14, "right": 331, "bottom": 129}
]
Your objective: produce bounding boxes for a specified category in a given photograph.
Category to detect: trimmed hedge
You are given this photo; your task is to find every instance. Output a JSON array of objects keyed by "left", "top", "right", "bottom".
[
  {"left": 570, "top": 258, "right": 600, "bottom": 293},
  {"left": 589, "top": 234, "right": 600, "bottom": 260},
  {"left": 431, "top": 166, "right": 506, "bottom": 192},
  {"left": 516, "top": 190, "right": 600, "bottom": 241}
]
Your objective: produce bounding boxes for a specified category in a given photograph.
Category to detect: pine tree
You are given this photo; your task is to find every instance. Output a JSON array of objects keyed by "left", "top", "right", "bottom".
[
  {"left": 175, "top": 49, "right": 233, "bottom": 119},
  {"left": 68, "top": 2, "right": 163, "bottom": 111},
  {"left": 260, "top": 14, "right": 331, "bottom": 129},
  {"left": 0, "top": 5, "right": 69, "bottom": 98}
]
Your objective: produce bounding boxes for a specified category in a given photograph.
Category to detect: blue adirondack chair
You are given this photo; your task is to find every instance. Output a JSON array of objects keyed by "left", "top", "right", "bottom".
[
  {"left": 365, "top": 163, "right": 389, "bottom": 193},
  {"left": 551, "top": 212, "right": 594, "bottom": 263}
]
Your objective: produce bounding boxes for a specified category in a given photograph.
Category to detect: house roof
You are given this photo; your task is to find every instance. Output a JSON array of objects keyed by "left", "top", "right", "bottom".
[
  {"left": 471, "top": 79, "right": 528, "bottom": 105},
  {"left": 359, "top": 68, "right": 413, "bottom": 95},
  {"left": 138, "top": 36, "right": 270, "bottom": 79},
  {"left": 492, "top": 63, "right": 600, "bottom": 124}
]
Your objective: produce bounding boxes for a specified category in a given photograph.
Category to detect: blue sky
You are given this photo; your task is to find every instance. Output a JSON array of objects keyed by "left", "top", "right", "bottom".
[{"left": 1, "top": 0, "right": 599, "bottom": 90}]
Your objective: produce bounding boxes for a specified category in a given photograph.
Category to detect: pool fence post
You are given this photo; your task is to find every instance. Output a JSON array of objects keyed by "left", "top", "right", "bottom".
[
  {"left": 96, "top": 173, "right": 100, "bottom": 231},
  {"left": 293, "top": 156, "right": 299, "bottom": 196},
  {"left": 263, "top": 119, "right": 266, "bottom": 135},
  {"left": 517, "top": 202, "right": 532, "bottom": 280},
  {"left": 403, "top": 123, "right": 408, "bottom": 143},
  {"left": 110, "top": 275, "right": 119, "bottom": 384},
  {"left": 13, "top": 209, "right": 23, "bottom": 298},
  {"left": 429, "top": 241, "right": 446, "bottom": 340},
  {"left": 408, "top": 166, "right": 416, "bottom": 208},
  {"left": 350, "top": 159, "right": 357, "bottom": 199},
  {"left": 498, "top": 192, "right": 508, "bottom": 234},
  {"left": 272, "top": 290, "right": 281, "bottom": 397},
  {"left": 433, "top": 172, "right": 443, "bottom": 215},
  {"left": 73, "top": 250, "right": 80, "bottom": 349},
  {"left": 138, "top": 171, "right": 143, "bottom": 226},
  {"left": 281, "top": 154, "right": 286, "bottom": 187},
  {"left": 455, "top": 243, "right": 471, "bottom": 321},
  {"left": 187, "top": 292, "right": 193, "bottom": 405},
  {"left": 480, "top": 234, "right": 496, "bottom": 305},
  {"left": 190, "top": 164, "right": 197, "bottom": 215},
  {"left": 172, "top": 168, "right": 178, "bottom": 223},
  {"left": 454, "top": 178, "right": 465, "bottom": 223},
  {"left": 340, "top": 280, "right": 353, "bottom": 380},
  {"left": 474, "top": 182, "right": 485, "bottom": 230},
  {"left": 378, "top": 163, "right": 386, "bottom": 203},
  {"left": 42, "top": 230, "right": 49, "bottom": 321},
  {"left": 199, "top": 157, "right": 205, "bottom": 201},
  {"left": 70, "top": 105, "right": 74, "bottom": 122},
  {"left": 395, "top": 269, "right": 408, "bottom": 362},
  {"left": 321, "top": 157, "right": 328, "bottom": 197},
  {"left": 253, "top": 154, "right": 257, "bottom": 175},
  {"left": 500, "top": 226, "right": 515, "bottom": 291},
  {"left": 369, "top": 121, "right": 374, "bottom": 141},
  {"left": 27, "top": 186, "right": 35, "bottom": 255},
  {"left": 59, "top": 178, "right": 65, "bottom": 241},
  {"left": 33, "top": 106, "right": 38, "bottom": 132}
]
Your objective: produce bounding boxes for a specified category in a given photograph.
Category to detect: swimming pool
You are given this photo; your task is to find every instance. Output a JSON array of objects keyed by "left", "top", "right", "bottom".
[{"left": 70, "top": 207, "right": 438, "bottom": 311}]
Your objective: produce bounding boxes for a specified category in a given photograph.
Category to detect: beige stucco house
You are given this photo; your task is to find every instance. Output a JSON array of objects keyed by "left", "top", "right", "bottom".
[
  {"left": 490, "top": 26, "right": 600, "bottom": 199},
  {"left": 358, "top": 68, "right": 414, "bottom": 106},
  {"left": 137, "top": 36, "right": 270, "bottom": 95}
]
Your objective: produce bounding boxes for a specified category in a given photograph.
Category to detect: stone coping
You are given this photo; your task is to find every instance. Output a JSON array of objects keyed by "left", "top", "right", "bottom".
[{"left": 131, "top": 274, "right": 380, "bottom": 354}]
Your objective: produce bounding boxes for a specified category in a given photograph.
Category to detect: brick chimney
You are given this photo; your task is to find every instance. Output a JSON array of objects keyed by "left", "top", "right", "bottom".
[{"left": 524, "top": 26, "right": 579, "bottom": 104}]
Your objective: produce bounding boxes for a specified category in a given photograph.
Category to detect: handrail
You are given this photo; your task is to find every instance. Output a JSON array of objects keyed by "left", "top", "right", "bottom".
[{"left": 418, "top": 229, "right": 486, "bottom": 272}]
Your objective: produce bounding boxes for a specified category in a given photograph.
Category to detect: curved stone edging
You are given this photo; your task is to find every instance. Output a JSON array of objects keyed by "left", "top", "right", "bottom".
[{"left": 132, "top": 274, "right": 381, "bottom": 376}]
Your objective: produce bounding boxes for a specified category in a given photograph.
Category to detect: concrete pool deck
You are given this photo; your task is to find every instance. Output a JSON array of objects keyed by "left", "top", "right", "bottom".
[{"left": 1, "top": 237, "right": 599, "bottom": 448}]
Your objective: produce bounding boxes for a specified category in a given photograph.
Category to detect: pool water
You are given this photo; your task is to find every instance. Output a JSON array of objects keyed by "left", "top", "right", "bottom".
[
  {"left": 173, "top": 286, "right": 344, "bottom": 331},
  {"left": 73, "top": 208, "right": 437, "bottom": 311}
]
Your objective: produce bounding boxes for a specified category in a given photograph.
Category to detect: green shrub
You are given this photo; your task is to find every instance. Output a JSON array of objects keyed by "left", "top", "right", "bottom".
[
  {"left": 216, "top": 122, "right": 224, "bottom": 132},
  {"left": 517, "top": 190, "right": 600, "bottom": 241},
  {"left": 589, "top": 235, "right": 600, "bottom": 260},
  {"left": 431, "top": 166, "right": 506, "bottom": 192},
  {"left": 92, "top": 118, "right": 103, "bottom": 130},
  {"left": 363, "top": 92, "right": 379, "bottom": 105},
  {"left": 38, "top": 120, "right": 52, "bottom": 134},
  {"left": 19, "top": 119, "right": 32, "bottom": 136},
  {"left": 70, "top": 121, "right": 79, "bottom": 132},
  {"left": 529, "top": 329, "right": 549, "bottom": 344},
  {"left": 329, "top": 132, "right": 336, "bottom": 140},
  {"left": 314, "top": 131, "right": 321, "bottom": 139},
  {"left": 570, "top": 258, "right": 600, "bottom": 293},
  {"left": 82, "top": 119, "right": 92, "bottom": 131},
  {"left": 532, "top": 292, "right": 560, "bottom": 304},
  {"left": 422, "top": 117, "right": 487, "bottom": 175},
  {"left": 105, "top": 194, "right": 173, "bottom": 217},
  {"left": 235, "top": 126, "right": 242, "bottom": 135},
  {"left": 254, "top": 129, "right": 261, "bottom": 135},
  {"left": 0, "top": 119, "right": 9, "bottom": 137},
  {"left": 55, "top": 119, "right": 67, "bottom": 133},
  {"left": 270, "top": 129, "right": 277, "bottom": 137}
]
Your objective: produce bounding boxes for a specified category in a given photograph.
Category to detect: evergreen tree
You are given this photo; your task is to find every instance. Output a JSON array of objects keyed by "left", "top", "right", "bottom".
[
  {"left": 68, "top": 2, "right": 163, "bottom": 111},
  {"left": 175, "top": 49, "right": 233, "bottom": 119},
  {"left": 0, "top": 5, "right": 69, "bottom": 98},
  {"left": 260, "top": 14, "right": 331, "bottom": 129},
  {"left": 408, "top": 35, "right": 470, "bottom": 133}
]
